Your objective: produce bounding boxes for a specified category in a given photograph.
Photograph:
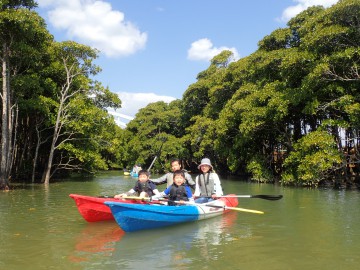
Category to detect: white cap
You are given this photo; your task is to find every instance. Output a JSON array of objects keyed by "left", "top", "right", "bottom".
[{"left": 198, "top": 158, "right": 213, "bottom": 169}]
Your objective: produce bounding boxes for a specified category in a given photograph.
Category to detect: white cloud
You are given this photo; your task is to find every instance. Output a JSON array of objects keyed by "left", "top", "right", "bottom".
[
  {"left": 187, "top": 38, "right": 240, "bottom": 62},
  {"left": 37, "top": 0, "right": 147, "bottom": 57},
  {"left": 279, "top": 0, "right": 339, "bottom": 22},
  {"left": 109, "top": 92, "right": 176, "bottom": 127}
]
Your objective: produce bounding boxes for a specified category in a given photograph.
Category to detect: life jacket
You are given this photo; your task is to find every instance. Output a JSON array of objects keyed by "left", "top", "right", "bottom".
[
  {"left": 197, "top": 173, "right": 215, "bottom": 196},
  {"left": 135, "top": 180, "right": 154, "bottom": 196},
  {"left": 168, "top": 184, "right": 189, "bottom": 206}
]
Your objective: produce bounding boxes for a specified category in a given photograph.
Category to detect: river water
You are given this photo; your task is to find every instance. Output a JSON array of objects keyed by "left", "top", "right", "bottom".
[{"left": 1, "top": 170, "right": 360, "bottom": 270}]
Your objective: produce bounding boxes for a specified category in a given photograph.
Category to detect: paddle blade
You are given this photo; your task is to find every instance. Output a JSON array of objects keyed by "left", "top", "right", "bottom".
[
  {"left": 251, "top": 195, "right": 283, "bottom": 201},
  {"left": 226, "top": 206, "right": 264, "bottom": 214}
]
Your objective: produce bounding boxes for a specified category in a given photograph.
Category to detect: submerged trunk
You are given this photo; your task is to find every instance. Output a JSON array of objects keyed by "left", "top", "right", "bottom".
[{"left": 0, "top": 43, "right": 11, "bottom": 190}]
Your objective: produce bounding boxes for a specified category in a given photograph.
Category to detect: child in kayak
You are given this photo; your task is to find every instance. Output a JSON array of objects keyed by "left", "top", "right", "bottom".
[
  {"left": 153, "top": 170, "right": 194, "bottom": 205},
  {"left": 114, "top": 170, "right": 160, "bottom": 198}
]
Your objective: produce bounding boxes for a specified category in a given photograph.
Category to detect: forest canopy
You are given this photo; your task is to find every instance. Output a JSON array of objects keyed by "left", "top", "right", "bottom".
[
  {"left": 0, "top": 0, "right": 359, "bottom": 189},
  {"left": 122, "top": 0, "right": 360, "bottom": 188}
]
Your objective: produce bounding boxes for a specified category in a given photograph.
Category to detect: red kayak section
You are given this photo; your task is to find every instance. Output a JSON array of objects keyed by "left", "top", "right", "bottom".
[
  {"left": 69, "top": 194, "right": 117, "bottom": 222},
  {"left": 69, "top": 194, "right": 150, "bottom": 222},
  {"left": 218, "top": 194, "right": 239, "bottom": 212}
]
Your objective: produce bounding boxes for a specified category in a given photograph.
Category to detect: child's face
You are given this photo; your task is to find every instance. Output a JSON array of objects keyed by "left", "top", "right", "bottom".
[
  {"left": 138, "top": 174, "right": 149, "bottom": 182},
  {"left": 174, "top": 174, "right": 185, "bottom": 185}
]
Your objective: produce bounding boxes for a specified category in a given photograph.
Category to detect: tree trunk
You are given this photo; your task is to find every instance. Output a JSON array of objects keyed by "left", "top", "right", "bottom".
[
  {"left": 32, "top": 122, "right": 41, "bottom": 183},
  {"left": 0, "top": 43, "right": 11, "bottom": 190},
  {"left": 42, "top": 99, "right": 63, "bottom": 184}
]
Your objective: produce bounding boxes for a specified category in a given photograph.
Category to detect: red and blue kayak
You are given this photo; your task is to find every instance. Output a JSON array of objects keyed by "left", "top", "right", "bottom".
[
  {"left": 104, "top": 195, "right": 238, "bottom": 232},
  {"left": 69, "top": 194, "right": 148, "bottom": 222}
]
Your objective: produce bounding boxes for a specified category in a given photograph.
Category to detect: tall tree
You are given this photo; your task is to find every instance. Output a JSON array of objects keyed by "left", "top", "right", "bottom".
[
  {"left": 0, "top": 2, "right": 49, "bottom": 189},
  {"left": 41, "top": 41, "right": 119, "bottom": 184}
]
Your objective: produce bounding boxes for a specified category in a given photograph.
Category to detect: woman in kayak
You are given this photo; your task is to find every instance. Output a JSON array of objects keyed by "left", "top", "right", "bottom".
[
  {"left": 153, "top": 170, "right": 194, "bottom": 205},
  {"left": 194, "top": 158, "right": 223, "bottom": 203},
  {"left": 114, "top": 170, "right": 160, "bottom": 198}
]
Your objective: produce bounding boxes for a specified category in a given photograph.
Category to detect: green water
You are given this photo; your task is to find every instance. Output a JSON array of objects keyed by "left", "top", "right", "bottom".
[{"left": 1, "top": 170, "right": 360, "bottom": 270}]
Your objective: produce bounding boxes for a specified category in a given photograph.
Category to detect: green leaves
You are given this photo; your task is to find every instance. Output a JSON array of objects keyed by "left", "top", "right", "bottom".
[{"left": 283, "top": 130, "right": 342, "bottom": 185}]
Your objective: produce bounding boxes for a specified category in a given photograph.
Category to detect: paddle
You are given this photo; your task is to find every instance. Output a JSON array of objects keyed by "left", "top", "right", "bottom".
[
  {"left": 98, "top": 195, "right": 152, "bottom": 201},
  {"left": 158, "top": 199, "right": 264, "bottom": 214},
  {"left": 200, "top": 203, "right": 264, "bottom": 214},
  {"left": 119, "top": 196, "right": 152, "bottom": 201},
  {"left": 116, "top": 196, "right": 169, "bottom": 204},
  {"left": 147, "top": 156, "right": 157, "bottom": 172},
  {"left": 200, "top": 194, "right": 283, "bottom": 201}
]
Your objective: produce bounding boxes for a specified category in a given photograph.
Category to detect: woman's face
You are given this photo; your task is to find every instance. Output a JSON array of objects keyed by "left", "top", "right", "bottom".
[{"left": 200, "top": 165, "right": 211, "bottom": 173}]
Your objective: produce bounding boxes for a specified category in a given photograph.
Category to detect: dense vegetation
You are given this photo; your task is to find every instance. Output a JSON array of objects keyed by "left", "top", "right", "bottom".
[
  {"left": 0, "top": 0, "right": 359, "bottom": 189},
  {"left": 123, "top": 0, "right": 360, "bottom": 188},
  {"left": 0, "top": 1, "right": 123, "bottom": 189}
]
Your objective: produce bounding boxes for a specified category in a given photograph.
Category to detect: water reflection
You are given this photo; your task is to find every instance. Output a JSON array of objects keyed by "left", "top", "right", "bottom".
[
  {"left": 109, "top": 211, "right": 246, "bottom": 269},
  {"left": 70, "top": 222, "right": 125, "bottom": 263}
]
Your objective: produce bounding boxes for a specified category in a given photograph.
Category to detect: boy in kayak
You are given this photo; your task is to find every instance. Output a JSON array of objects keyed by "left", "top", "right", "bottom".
[
  {"left": 153, "top": 170, "right": 194, "bottom": 205},
  {"left": 114, "top": 170, "right": 160, "bottom": 198}
]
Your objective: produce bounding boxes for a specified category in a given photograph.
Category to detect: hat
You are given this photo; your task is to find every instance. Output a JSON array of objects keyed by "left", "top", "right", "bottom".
[{"left": 198, "top": 158, "right": 213, "bottom": 169}]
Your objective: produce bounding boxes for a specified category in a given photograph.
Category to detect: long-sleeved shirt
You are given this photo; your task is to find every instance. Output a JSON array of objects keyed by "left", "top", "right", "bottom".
[
  {"left": 193, "top": 172, "right": 223, "bottom": 197},
  {"left": 151, "top": 170, "right": 195, "bottom": 189}
]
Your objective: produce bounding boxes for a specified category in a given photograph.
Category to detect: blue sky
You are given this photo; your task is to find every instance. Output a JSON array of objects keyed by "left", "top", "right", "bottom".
[{"left": 36, "top": 0, "right": 339, "bottom": 126}]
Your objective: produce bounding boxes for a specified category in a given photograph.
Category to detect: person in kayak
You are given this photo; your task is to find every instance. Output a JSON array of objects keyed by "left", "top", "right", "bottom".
[
  {"left": 193, "top": 158, "right": 223, "bottom": 203},
  {"left": 151, "top": 158, "right": 195, "bottom": 190},
  {"left": 114, "top": 170, "right": 160, "bottom": 198},
  {"left": 153, "top": 170, "right": 194, "bottom": 206}
]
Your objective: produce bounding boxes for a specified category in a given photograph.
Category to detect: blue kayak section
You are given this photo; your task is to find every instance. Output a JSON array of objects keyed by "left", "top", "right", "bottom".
[{"left": 104, "top": 202, "right": 200, "bottom": 232}]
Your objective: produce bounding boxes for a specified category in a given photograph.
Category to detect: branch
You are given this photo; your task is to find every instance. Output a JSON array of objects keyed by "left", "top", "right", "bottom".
[{"left": 324, "top": 65, "right": 360, "bottom": 82}]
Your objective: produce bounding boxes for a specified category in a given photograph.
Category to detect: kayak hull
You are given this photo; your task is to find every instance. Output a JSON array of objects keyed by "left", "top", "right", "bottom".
[
  {"left": 69, "top": 194, "right": 147, "bottom": 222},
  {"left": 105, "top": 195, "right": 238, "bottom": 232},
  {"left": 130, "top": 172, "right": 138, "bottom": 177}
]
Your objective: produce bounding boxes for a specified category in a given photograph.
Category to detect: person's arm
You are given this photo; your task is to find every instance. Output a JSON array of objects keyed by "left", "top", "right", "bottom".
[
  {"left": 212, "top": 173, "right": 223, "bottom": 197},
  {"left": 185, "top": 186, "right": 194, "bottom": 201},
  {"left": 185, "top": 172, "right": 196, "bottom": 189},
  {"left": 152, "top": 187, "right": 169, "bottom": 200},
  {"left": 114, "top": 188, "right": 136, "bottom": 198},
  {"left": 149, "top": 182, "right": 161, "bottom": 196},
  {"left": 193, "top": 175, "right": 200, "bottom": 197},
  {"left": 150, "top": 173, "right": 168, "bottom": 185}
]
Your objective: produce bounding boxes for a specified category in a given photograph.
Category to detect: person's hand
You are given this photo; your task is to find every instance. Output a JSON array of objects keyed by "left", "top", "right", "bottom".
[
  {"left": 114, "top": 193, "right": 125, "bottom": 199},
  {"left": 139, "top": 192, "right": 148, "bottom": 198},
  {"left": 211, "top": 194, "right": 217, "bottom": 199}
]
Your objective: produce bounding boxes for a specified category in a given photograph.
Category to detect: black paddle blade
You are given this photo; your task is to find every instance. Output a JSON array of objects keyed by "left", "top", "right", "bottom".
[{"left": 251, "top": 195, "right": 283, "bottom": 200}]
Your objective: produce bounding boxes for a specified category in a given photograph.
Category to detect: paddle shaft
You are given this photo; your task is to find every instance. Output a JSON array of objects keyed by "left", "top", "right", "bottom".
[
  {"left": 172, "top": 200, "right": 264, "bottom": 214},
  {"left": 199, "top": 194, "right": 283, "bottom": 201},
  {"left": 147, "top": 156, "right": 157, "bottom": 172},
  {"left": 202, "top": 204, "right": 264, "bottom": 214}
]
